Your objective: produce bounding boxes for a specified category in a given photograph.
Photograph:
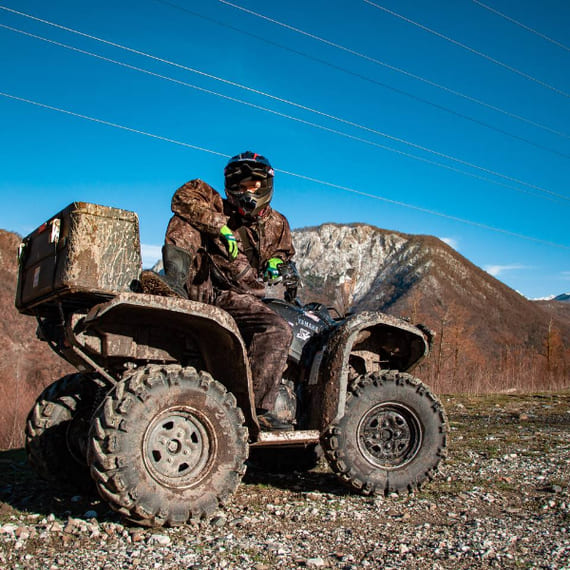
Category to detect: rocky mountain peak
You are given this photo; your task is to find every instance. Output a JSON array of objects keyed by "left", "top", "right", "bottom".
[
  {"left": 293, "top": 224, "right": 448, "bottom": 312},
  {"left": 292, "top": 222, "right": 569, "bottom": 361}
]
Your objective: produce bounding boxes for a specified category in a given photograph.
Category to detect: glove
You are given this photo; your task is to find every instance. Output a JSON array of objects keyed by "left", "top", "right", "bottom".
[
  {"left": 278, "top": 261, "right": 301, "bottom": 302},
  {"left": 220, "top": 225, "right": 238, "bottom": 260},
  {"left": 264, "top": 257, "right": 283, "bottom": 282},
  {"left": 278, "top": 261, "right": 300, "bottom": 289}
]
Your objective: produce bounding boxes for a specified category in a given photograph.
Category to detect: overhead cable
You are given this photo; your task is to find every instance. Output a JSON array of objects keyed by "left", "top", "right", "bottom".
[
  {"left": 2, "top": 23, "right": 567, "bottom": 204},
  {"left": 211, "top": 1, "right": 569, "bottom": 140},
  {"left": 471, "top": 0, "right": 570, "bottom": 53},
  {"left": 362, "top": 0, "right": 570, "bottom": 98},
  {"left": 3, "top": 2, "right": 568, "bottom": 148},
  {"left": 0, "top": 91, "right": 228, "bottom": 157},
  {"left": 1, "top": 90, "right": 568, "bottom": 251}
]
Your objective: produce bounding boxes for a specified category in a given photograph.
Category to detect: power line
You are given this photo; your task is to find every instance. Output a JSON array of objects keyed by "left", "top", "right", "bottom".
[
  {"left": 155, "top": 0, "right": 570, "bottom": 155},
  {"left": 212, "top": 1, "right": 569, "bottom": 140},
  {"left": 3, "top": 2, "right": 568, "bottom": 152},
  {"left": 1, "top": 90, "right": 568, "bottom": 251},
  {"left": 278, "top": 167, "right": 570, "bottom": 249},
  {"left": 362, "top": 0, "right": 570, "bottom": 99},
  {"left": 471, "top": 0, "right": 570, "bottom": 53},
  {"left": 0, "top": 91, "right": 229, "bottom": 157},
  {"left": 2, "top": 22, "right": 568, "bottom": 204}
]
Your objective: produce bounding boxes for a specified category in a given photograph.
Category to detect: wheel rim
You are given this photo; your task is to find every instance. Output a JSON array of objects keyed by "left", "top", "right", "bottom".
[
  {"left": 143, "top": 407, "right": 214, "bottom": 488},
  {"left": 357, "top": 402, "right": 422, "bottom": 469}
]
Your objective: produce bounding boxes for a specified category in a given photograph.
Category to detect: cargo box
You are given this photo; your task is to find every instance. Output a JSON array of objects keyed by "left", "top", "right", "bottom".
[{"left": 16, "top": 202, "right": 142, "bottom": 314}]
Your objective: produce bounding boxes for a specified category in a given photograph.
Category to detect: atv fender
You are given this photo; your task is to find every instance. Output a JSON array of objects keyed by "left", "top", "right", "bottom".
[
  {"left": 74, "top": 292, "right": 257, "bottom": 430},
  {"left": 313, "top": 311, "right": 430, "bottom": 431}
]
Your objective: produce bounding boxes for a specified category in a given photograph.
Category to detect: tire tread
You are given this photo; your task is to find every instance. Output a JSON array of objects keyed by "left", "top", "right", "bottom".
[{"left": 322, "top": 371, "right": 448, "bottom": 496}]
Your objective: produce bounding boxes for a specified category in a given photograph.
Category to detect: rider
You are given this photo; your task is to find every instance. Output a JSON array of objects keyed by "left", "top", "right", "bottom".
[{"left": 153, "top": 151, "right": 296, "bottom": 431}]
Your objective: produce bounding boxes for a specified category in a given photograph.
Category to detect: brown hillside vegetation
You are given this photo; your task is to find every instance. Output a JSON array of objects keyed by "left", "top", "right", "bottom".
[
  {"left": 0, "top": 230, "right": 72, "bottom": 449},
  {"left": 384, "top": 238, "right": 569, "bottom": 394},
  {"left": 379, "top": 236, "right": 570, "bottom": 394},
  {"left": 536, "top": 298, "right": 570, "bottom": 329}
]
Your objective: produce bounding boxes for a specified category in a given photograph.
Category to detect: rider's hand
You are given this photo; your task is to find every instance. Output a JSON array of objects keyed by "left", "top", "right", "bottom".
[
  {"left": 278, "top": 261, "right": 300, "bottom": 288},
  {"left": 220, "top": 225, "right": 238, "bottom": 260},
  {"left": 264, "top": 258, "right": 283, "bottom": 282}
]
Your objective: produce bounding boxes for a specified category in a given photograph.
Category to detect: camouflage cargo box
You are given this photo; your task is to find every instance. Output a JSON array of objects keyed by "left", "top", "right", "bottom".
[{"left": 16, "top": 202, "right": 142, "bottom": 314}]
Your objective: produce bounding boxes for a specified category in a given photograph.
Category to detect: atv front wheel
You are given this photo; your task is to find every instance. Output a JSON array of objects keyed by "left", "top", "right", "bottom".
[
  {"left": 88, "top": 365, "right": 248, "bottom": 526},
  {"left": 322, "top": 371, "right": 448, "bottom": 495},
  {"left": 25, "top": 373, "right": 97, "bottom": 491}
]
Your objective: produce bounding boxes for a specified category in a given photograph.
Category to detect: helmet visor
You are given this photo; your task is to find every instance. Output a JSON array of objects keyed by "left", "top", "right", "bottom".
[{"left": 225, "top": 161, "right": 273, "bottom": 194}]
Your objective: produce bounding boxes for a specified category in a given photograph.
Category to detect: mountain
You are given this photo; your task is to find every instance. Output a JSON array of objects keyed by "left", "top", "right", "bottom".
[
  {"left": 533, "top": 295, "right": 570, "bottom": 332},
  {"left": 532, "top": 293, "right": 570, "bottom": 302},
  {"left": 292, "top": 223, "right": 569, "bottom": 375}
]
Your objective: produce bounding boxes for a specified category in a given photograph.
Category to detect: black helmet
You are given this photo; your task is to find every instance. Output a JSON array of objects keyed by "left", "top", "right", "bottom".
[{"left": 224, "top": 151, "right": 274, "bottom": 216}]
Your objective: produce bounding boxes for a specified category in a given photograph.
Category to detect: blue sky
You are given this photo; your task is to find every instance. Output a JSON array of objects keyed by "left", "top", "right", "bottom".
[{"left": 0, "top": 0, "right": 568, "bottom": 299}]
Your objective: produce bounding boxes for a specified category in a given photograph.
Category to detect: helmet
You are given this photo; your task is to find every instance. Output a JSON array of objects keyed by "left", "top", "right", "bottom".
[{"left": 224, "top": 151, "right": 274, "bottom": 216}]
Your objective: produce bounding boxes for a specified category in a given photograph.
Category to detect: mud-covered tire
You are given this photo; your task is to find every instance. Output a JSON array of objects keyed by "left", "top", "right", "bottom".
[
  {"left": 25, "top": 373, "right": 96, "bottom": 491},
  {"left": 88, "top": 365, "right": 249, "bottom": 526},
  {"left": 322, "top": 371, "right": 448, "bottom": 495},
  {"left": 248, "top": 444, "right": 321, "bottom": 473}
]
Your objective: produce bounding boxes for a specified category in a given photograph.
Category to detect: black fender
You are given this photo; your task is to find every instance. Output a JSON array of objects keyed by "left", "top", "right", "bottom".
[
  {"left": 311, "top": 311, "right": 430, "bottom": 431},
  {"left": 72, "top": 292, "right": 257, "bottom": 431}
]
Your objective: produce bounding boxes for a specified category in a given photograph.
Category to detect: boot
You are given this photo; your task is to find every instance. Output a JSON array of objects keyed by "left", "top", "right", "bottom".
[
  {"left": 256, "top": 409, "right": 294, "bottom": 432},
  {"left": 140, "top": 244, "right": 191, "bottom": 299}
]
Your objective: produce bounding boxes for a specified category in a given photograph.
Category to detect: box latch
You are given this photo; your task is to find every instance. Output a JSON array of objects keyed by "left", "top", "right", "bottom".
[{"left": 49, "top": 218, "right": 61, "bottom": 244}]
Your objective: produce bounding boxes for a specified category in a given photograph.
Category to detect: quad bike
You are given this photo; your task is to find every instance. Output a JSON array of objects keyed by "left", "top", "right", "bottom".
[{"left": 16, "top": 202, "right": 448, "bottom": 527}]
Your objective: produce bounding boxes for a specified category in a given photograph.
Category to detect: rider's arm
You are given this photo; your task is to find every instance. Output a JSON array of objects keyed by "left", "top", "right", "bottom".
[
  {"left": 171, "top": 179, "right": 227, "bottom": 236},
  {"left": 271, "top": 214, "right": 295, "bottom": 263}
]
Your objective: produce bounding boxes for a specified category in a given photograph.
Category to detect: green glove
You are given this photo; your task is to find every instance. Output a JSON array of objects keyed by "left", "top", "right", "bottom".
[
  {"left": 220, "top": 225, "right": 238, "bottom": 260},
  {"left": 264, "top": 257, "right": 283, "bottom": 282}
]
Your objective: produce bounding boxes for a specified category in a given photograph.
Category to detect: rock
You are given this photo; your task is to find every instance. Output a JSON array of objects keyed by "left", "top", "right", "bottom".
[
  {"left": 15, "top": 526, "right": 31, "bottom": 540},
  {"left": 210, "top": 515, "right": 226, "bottom": 528},
  {"left": 131, "top": 530, "right": 146, "bottom": 543},
  {"left": 0, "top": 523, "right": 18, "bottom": 536},
  {"left": 148, "top": 534, "right": 171, "bottom": 546},
  {"left": 306, "top": 556, "right": 326, "bottom": 567}
]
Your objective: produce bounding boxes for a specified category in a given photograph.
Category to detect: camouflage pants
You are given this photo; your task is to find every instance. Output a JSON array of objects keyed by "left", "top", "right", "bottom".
[{"left": 215, "top": 291, "right": 293, "bottom": 411}]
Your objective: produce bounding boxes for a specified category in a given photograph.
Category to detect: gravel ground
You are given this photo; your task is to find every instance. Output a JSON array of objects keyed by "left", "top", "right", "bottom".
[{"left": 1, "top": 391, "right": 569, "bottom": 569}]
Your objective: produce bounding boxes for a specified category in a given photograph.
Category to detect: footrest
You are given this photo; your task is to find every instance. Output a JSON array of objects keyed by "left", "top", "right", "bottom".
[{"left": 253, "top": 430, "right": 320, "bottom": 446}]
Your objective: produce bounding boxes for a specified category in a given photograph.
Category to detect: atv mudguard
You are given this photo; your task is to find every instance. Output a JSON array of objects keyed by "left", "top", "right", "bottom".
[
  {"left": 72, "top": 292, "right": 258, "bottom": 430},
  {"left": 312, "top": 311, "right": 430, "bottom": 431}
]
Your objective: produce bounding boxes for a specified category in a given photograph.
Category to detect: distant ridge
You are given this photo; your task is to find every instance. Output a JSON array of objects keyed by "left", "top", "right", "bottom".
[{"left": 292, "top": 223, "right": 570, "bottom": 360}]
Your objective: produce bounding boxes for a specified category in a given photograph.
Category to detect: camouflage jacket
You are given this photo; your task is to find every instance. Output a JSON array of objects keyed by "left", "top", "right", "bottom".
[{"left": 167, "top": 179, "right": 295, "bottom": 298}]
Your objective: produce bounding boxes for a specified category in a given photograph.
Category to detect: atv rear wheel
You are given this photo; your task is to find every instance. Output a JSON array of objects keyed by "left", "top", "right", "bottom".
[
  {"left": 25, "top": 373, "right": 97, "bottom": 491},
  {"left": 88, "top": 365, "right": 248, "bottom": 526},
  {"left": 322, "top": 371, "right": 448, "bottom": 495}
]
